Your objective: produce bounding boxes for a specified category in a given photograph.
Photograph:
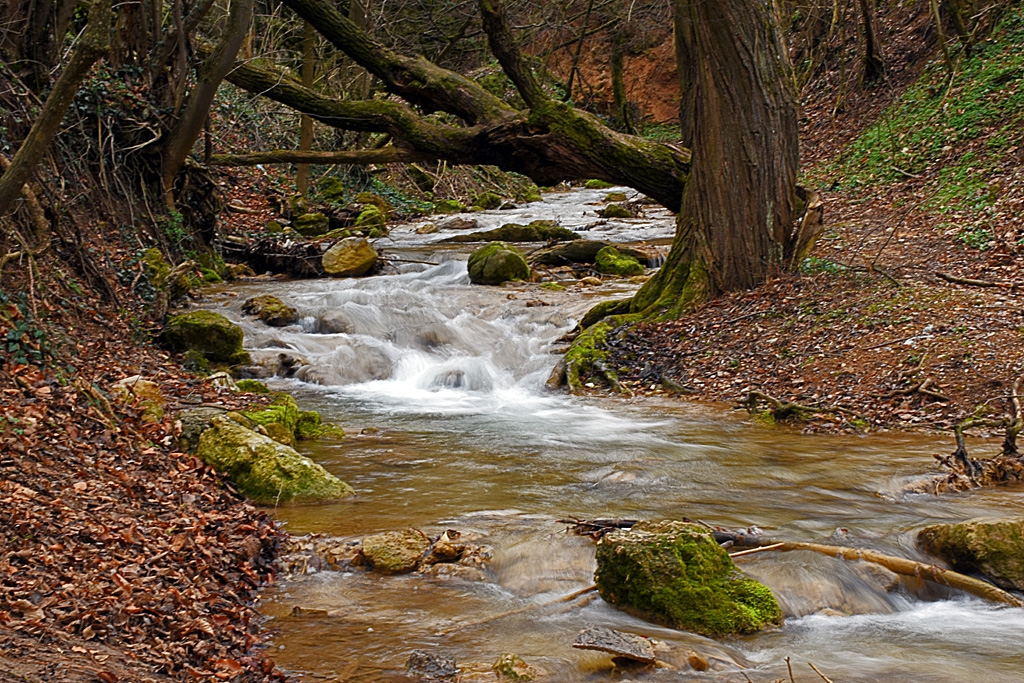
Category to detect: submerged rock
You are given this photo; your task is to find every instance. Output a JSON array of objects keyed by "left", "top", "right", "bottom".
[
  {"left": 164, "top": 310, "right": 251, "bottom": 365},
  {"left": 918, "top": 517, "right": 1024, "bottom": 590},
  {"left": 467, "top": 242, "right": 530, "bottom": 285},
  {"left": 594, "top": 520, "right": 783, "bottom": 637},
  {"left": 241, "top": 294, "right": 298, "bottom": 327},
  {"left": 195, "top": 417, "right": 353, "bottom": 505},
  {"left": 406, "top": 650, "right": 458, "bottom": 681},
  {"left": 322, "top": 236, "right": 378, "bottom": 277},
  {"left": 362, "top": 528, "right": 431, "bottom": 573}
]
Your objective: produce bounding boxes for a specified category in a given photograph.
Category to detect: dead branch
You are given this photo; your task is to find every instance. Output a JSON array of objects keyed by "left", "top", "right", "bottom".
[
  {"left": 936, "top": 271, "right": 1018, "bottom": 289},
  {"left": 559, "top": 517, "right": 639, "bottom": 540},
  {"left": 722, "top": 536, "right": 1024, "bottom": 608},
  {"left": 877, "top": 377, "right": 950, "bottom": 402}
]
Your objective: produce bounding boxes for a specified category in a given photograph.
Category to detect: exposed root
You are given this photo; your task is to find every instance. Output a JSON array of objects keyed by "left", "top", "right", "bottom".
[
  {"left": 911, "top": 375, "right": 1024, "bottom": 494},
  {"left": 742, "top": 390, "right": 856, "bottom": 423},
  {"left": 877, "top": 377, "right": 950, "bottom": 402}
]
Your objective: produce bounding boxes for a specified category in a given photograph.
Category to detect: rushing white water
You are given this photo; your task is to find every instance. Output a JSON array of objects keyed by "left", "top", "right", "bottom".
[{"left": 202, "top": 189, "right": 1024, "bottom": 682}]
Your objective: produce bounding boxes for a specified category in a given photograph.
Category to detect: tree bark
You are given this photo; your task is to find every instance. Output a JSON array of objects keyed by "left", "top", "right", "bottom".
[
  {"left": 631, "top": 0, "right": 813, "bottom": 316},
  {"left": 296, "top": 20, "right": 315, "bottom": 195},
  {"left": 159, "top": 0, "right": 254, "bottom": 209},
  {"left": 0, "top": 0, "right": 111, "bottom": 217},
  {"left": 610, "top": 31, "right": 635, "bottom": 134}
]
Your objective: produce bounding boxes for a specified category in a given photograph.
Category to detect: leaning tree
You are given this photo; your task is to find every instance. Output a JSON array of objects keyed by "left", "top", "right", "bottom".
[{"left": 221, "top": 0, "right": 822, "bottom": 386}]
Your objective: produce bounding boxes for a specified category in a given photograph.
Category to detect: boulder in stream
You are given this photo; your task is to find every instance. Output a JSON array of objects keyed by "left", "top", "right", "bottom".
[
  {"left": 443, "top": 220, "right": 578, "bottom": 244},
  {"left": 595, "top": 246, "right": 644, "bottom": 277},
  {"left": 195, "top": 416, "right": 353, "bottom": 505},
  {"left": 362, "top": 528, "right": 431, "bottom": 573},
  {"left": 918, "top": 517, "right": 1024, "bottom": 590},
  {"left": 322, "top": 236, "right": 378, "bottom": 277},
  {"left": 572, "top": 627, "right": 656, "bottom": 664},
  {"left": 594, "top": 520, "right": 783, "bottom": 637},
  {"left": 164, "top": 310, "right": 251, "bottom": 365},
  {"left": 241, "top": 294, "right": 298, "bottom": 327},
  {"left": 406, "top": 650, "right": 458, "bottom": 681},
  {"left": 467, "top": 242, "right": 530, "bottom": 285}
]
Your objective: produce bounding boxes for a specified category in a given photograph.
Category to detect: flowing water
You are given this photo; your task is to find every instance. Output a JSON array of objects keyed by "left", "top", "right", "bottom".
[{"left": 208, "top": 188, "right": 1024, "bottom": 682}]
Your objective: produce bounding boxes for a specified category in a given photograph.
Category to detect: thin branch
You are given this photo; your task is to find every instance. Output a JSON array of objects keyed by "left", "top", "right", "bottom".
[{"left": 210, "top": 148, "right": 436, "bottom": 166}]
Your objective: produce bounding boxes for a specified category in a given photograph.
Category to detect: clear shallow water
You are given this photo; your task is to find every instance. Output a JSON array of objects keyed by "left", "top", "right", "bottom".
[{"left": 208, "top": 189, "right": 1024, "bottom": 681}]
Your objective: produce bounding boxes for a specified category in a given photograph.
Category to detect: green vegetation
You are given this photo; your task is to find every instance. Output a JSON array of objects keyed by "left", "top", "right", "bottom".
[
  {"left": 584, "top": 179, "right": 614, "bottom": 189},
  {"left": 595, "top": 245, "right": 644, "bottom": 277},
  {"left": 467, "top": 242, "right": 530, "bottom": 285},
  {"left": 818, "top": 5, "right": 1024, "bottom": 245}
]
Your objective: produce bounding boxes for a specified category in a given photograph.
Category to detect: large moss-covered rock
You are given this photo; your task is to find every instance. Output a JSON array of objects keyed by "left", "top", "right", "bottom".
[
  {"left": 361, "top": 528, "right": 431, "bottom": 573},
  {"left": 595, "top": 246, "right": 644, "bottom": 277},
  {"left": 584, "top": 179, "right": 614, "bottom": 189},
  {"left": 293, "top": 212, "right": 330, "bottom": 237},
  {"left": 354, "top": 192, "right": 392, "bottom": 219},
  {"left": 195, "top": 417, "right": 353, "bottom": 505},
  {"left": 242, "top": 295, "right": 298, "bottom": 327},
  {"left": 467, "top": 242, "right": 530, "bottom": 285},
  {"left": 918, "top": 517, "right": 1024, "bottom": 591},
  {"left": 443, "top": 220, "right": 578, "bottom": 244},
  {"left": 595, "top": 520, "right": 783, "bottom": 637},
  {"left": 599, "top": 203, "right": 633, "bottom": 218},
  {"left": 322, "top": 236, "right": 378, "bottom": 277},
  {"left": 164, "top": 311, "right": 250, "bottom": 365},
  {"left": 354, "top": 205, "right": 387, "bottom": 232}
]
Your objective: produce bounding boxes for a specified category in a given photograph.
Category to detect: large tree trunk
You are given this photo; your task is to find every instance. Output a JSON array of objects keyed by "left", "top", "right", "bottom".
[{"left": 629, "top": 0, "right": 818, "bottom": 317}]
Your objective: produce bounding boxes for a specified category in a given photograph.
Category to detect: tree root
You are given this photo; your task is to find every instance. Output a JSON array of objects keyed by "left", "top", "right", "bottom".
[
  {"left": 911, "top": 375, "right": 1024, "bottom": 494},
  {"left": 877, "top": 377, "right": 949, "bottom": 402},
  {"left": 742, "top": 390, "right": 856, "bottom": 423},
  {"left": 936, "top": 271, "right": 1020, "bottom": 290}
]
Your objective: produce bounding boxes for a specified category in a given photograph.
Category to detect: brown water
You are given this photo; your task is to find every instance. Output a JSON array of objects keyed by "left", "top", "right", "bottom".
[{"left": 212, "top": 188, "right": 1024, "bottom": 682}]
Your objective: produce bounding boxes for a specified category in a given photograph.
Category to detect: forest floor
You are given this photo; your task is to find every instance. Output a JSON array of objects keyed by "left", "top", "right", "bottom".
[{"left": 0, "top": 306, "right": 288, "bottom": 682}]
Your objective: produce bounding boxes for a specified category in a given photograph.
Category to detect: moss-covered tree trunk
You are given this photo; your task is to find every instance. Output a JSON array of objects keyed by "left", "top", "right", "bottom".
[{"left": 629, "top": 0, "right": 811, "bottom": 317}]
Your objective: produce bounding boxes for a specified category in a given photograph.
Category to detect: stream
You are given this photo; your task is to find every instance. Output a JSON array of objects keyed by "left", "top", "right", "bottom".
[{"left": 206, "top": 188, "right": 1024, "bottom": 682}]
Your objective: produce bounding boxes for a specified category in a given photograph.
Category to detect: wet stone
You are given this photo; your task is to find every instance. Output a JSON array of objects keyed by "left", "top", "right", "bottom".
[
  {"left": 572, "top": 626, "right": 657, "bottom": 664},
  {"left": 406, "top": 650, "right": 458, "bottom": 681}
]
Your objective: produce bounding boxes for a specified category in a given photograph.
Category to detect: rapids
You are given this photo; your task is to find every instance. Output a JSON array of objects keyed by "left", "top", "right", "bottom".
[{"left": 205, "top": 188, "right": 1024, "bottom": 682}]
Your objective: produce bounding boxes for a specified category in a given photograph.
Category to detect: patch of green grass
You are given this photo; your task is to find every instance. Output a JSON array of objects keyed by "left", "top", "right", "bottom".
[{"left": 814, "top": 6, "right": 1024, "bottom": 193}]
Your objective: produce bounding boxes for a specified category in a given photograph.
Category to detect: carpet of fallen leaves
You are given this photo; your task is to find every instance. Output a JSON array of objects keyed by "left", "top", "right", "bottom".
[{"left": 0, "top": 302, "right": 289, "bottom": 682}]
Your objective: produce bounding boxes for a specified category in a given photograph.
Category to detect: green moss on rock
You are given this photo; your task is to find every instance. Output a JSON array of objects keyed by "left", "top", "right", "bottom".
[
  {"left": 322, "top": 236, "right": 378, "bottom": 277},
  {"left": 296, "top": 410, "right": 345, "bottom": 440},
  {"left": 445, "top": 220, "right": 578, "bottom": 244},
  {"left": 294, "top": 212, "right": 331, "bottom": 237},
  {"left": 354, "top": 205, "right": 387, "bottom": 231},
  {"left": 467, "top": 242, "right": 530, "bottom": 285},
  {"left": 165, "top": 311, "right": 250, "bottom": 365},
  {"left": 595, "top": 246, "right": 644, "bottom": 277},
  {"left": 243, "top": 392, "right": 300, "bottom": 435},
  {"left": 241, "top": 295, "right": 298, "bottom": 327},
  {"left": 584, "top": 179, "right": 615, "bottom": 189},
  {"left": 605, "top": 191, "right": 628, "bottom": 202},
  {"left": 235, "top": 379, "right": 271, "bottom": 394},
  {"left": 141, "top": 248, "right": 171, "bottom": 287},
  {"left": 354, "top": 191, "right": 392, "bottom": 219},
  {"left": 361, "top": 528, "right": 430, "bottom": 573},
  {"left": 600, "top": 203, "right": 633, "bottom": 219},
  {"left": 594, "top": 520, "right": 783, "bottom": 637},
  {"left": 433, "top": 199, "right": 466, "bottom": 214},
  {"left": 472, "top": 191, "right": 503, "bottom": 210},
  {"left": 195, "top": 417, "right": 353, "bottom": 505},
  {"left": 918, "top": 517, "right": 1024, "bottom": 591}
]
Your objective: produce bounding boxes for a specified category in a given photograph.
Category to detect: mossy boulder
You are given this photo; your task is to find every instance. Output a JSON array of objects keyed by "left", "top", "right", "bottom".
[
  {"left": 322, "top": 236, "right": 378, "bottom": 277},
  {"left": 517, "top": 185, "right": 544, "bottom": 203},
  {"left": 241, "top": 295, "right": 298, "bottom": 327},
  {"left": 354, "top": 205, "right": 387, "bottom": 232},
  {"left": 235, "top": 379, "right": 271, "bottom": 394},
  {"left": 243, "top": 392, "right": 300, "bottom": 443},
  {"left": 467, "top": 242, "right": 530, "bottom": 285},
  {"left": 605, "top": 191, "right": 628, "bottom": 202},
  {"left": 354, "top": 191, "right": 392, "bottom": 219},
  {"left": 141, "top": 248, "right": 171, "bottom": 286},
  {"left": 318, "top": 177, "right": 348, "bottom": 204},
  {"left": 471, "top": 191, "right": 503, "bottom": 210},
  {"left": 599, "top": 203, "right": 633, "bottom": 219},
  {"left": 195, "top": 417, "right": 353, "bottom": 505},
  {"left": 594, "top": 520, "right": 783, "bottom": 637},
  {"left": 918, "top": 517, "right": 1024, "bottom": 591},
  {"left": 294, "top": 213, "right": 331, "bottom": 237},
  {"left": 361, "top": 528, "right": 430, "bottom": 573},
  {"left": 433, "top": 199, "right": 466, "bottom": 214},
  {"left": 595, "top": 246, "right": 644, "bottom": 277},
  {"left": 296, "top": 410, "right": 345, "bottom": 440},
  {"left": 164, "top": 311, "right": 250, "bottom": 365},
  {"left": 444, "top": 220, "right": 578, "bottom": 244},
  {"left": 584, "top": 179, "right": 615, "bottom": 189}
]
